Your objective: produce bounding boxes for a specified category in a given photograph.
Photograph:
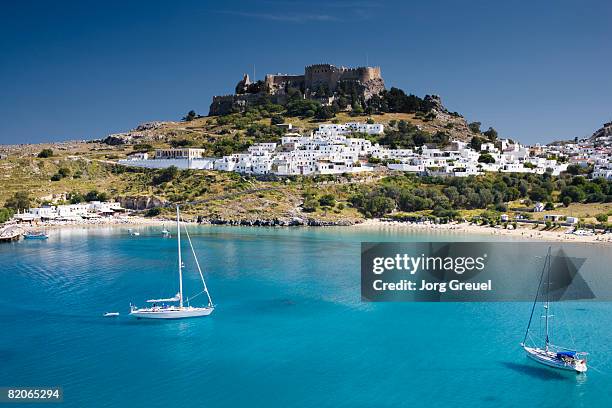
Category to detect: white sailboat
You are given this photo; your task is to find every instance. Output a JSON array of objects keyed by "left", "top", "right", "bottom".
[
  {"left": 130, "top": 206, "right": 214, "bottom": 319},
  {"left": 520, "top": 248, "right": 587, "bottom": 373}
]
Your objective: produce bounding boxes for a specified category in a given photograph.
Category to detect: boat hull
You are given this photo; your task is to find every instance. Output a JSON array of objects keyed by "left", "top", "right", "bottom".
[
  {"left": 130, "top": 306, "right": 214, "bottom": 319},
  {"left": 523, "top": 346, "right": 587, "bottom": 373}
]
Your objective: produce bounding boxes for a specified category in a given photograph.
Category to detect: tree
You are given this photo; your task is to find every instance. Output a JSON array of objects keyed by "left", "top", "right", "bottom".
[
  {"left": 318, "top": 194, "right": 336, "bottom": 207},
  {"left": 470, "top": 136, "right": 483, "bottom": 151},
  {"left": 0, "top": 208, "right": 15, "bottom": 223},
  {"left": 560, "top": 186, "right": 586, "bottom": 203},
  {"left": 58, "top": 167, "right": 71, "bottom": 178},
  {"left": 483, "top": 127, "right": 498, "bottom": 141},
  {"left": 478, "top": 153, "right": 495, "bottom": 164},
  {"left": 595, "top": 213, "right": 608, "bottom": 223},
  {"left": 351, "top": 104, "right": 364, "bottom": 116},
  {"left": 285, "top": 99, "right": 321, "bottom": 117},
  {"left": 562, "top": 196, "right": 571, "bottom": 207},
  {"left": 565, "top": 164, "right": 582, "bottom": 175},
  {"left": 145, "top": 207, "right": 162, "bottom": 217},
  {"left": 84, "top": 190, "right": 108, "bottom": 202},
  {"left": 183, "top": 110, "right": 197, "bottom": 122},
  {"left": 37, "top": 149, "right": 54, "bottom": 158},
  {"left": 152, "top": 166, "right": 179, "bottom": 185},
  {"left": 365, "top": 196, "right": 395, "bottom": 217},
  {"left": 529, "top": 187, "right": 549, "bottom": 202},
  {"left": 316, "top": 106, "right": 335, "bottom": 120},
  {"left": 5, "top": 192, "right": 31, "bottom": 211},
  {"left": 468, "top": 122, "right": 482, "bottom": 133},
  {"left": 69, "top": 192, "right": 85, "bottom": 204},
  {"left": 270, "top": 115, "right": 284, "bottom": 125}
]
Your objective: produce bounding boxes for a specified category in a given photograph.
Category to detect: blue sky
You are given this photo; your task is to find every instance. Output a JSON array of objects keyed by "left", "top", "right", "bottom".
[{"left": 1, "top": 0, "right": 610, "bottom": 145}]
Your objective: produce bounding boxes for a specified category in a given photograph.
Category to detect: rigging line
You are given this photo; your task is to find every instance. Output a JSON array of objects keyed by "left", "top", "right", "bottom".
[
  {"left": 523, "top": 249, "right": 549, "bottom": 345},
  {"left": 181, "top": 214, "right": 214, "bottom": 307},
  {"left": 188, "top": 290, "right": 205, "bottom": 301},
  {"left": 560, "top": 305, "right": 577, "bottom": 349}
]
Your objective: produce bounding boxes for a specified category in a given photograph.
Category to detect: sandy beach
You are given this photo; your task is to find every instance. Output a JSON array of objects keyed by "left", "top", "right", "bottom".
[
  {"left": 3, "top": 216, "right": 611, "bottom": 245},
  {"left": 355, "top": 219, "right": 612, "bottom": 245}
]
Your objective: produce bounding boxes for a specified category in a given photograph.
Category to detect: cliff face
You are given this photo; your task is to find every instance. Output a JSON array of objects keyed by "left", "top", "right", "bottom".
[{"left": 116, "top": 196, "right": 166, "bottom": 210}]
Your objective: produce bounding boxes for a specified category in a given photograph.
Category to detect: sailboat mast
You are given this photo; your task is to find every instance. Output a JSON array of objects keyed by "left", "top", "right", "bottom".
[
  {"left": 523, "top": 249, "right": 548, "bottom": 346},
  {"left": 177, "top": 205, "right": 183, "bottom": 308},
  {"left": 544, "top": 247, "right": 551, "bottom": 350}
]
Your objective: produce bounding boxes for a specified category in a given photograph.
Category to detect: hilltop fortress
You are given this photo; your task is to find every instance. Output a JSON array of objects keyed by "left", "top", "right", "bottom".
[{"left": 209, "top": 64, "right": 385, "bottom": 115}]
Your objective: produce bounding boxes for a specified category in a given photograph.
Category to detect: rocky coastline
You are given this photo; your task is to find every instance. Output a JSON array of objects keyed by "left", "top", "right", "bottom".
[{"left": 201, "top": 217, "right": 356, "bottom": 227}]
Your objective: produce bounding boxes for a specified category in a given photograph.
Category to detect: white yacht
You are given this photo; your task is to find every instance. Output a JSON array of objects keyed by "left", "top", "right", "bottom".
[
  {"left": 129, "top": 206, "right": 214, "bottom": 319},
  {"left": 520, "top": 248, "right": 587, "bottom": 373}
]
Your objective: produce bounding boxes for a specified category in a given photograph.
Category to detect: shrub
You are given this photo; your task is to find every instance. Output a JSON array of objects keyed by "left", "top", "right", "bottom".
[
  {"left": 468, "top": 122, "right": 482, "bottom": 133},
  {"left": 270, "top": 115, "right": 284, "bottom": 125},
  {"left": 37, "top": 148, "right": 53, "bottom": 158},
  {"left": 152, "top": 166, "right": 179, "bottom": 185},
  {"left": 478, "top": 153, "right": 495, "bottom": 164},
  {"left": 0, "top": 207, "right": 15, "bottom": 223},
  {"left": 318, "top": 194, "right": 336, "bottom": 207},
  {"left": 145, "top": 207, "right": 162, "bottom": 217},
  {"left": 5, "top": 192, "right": 31, "bottom": 211},
  {"left": 183, "top": 110, "right": 197, "bottom": 121},
  {"left": 58, "top": 167, "right": 71, "bottom": 178}
]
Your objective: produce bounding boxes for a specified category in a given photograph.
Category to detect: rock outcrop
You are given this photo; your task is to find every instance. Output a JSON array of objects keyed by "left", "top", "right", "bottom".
[
  {"left": 203, "top": 217, "right": 356, "bottom": 227},
  {"left": 591, "top": 121, "right": 612, "bottom": 140},
  {"left": 424, "top": 94, "right": 448, "bottom": 114},
  {"left": 116, "top": 196, "right": 166, "bottom": 210},
  {"left": 101, "top": 122, "right": 167, "bottom": 145}
]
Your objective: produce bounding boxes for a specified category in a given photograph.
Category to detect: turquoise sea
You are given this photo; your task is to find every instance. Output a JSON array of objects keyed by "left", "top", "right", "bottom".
[{"left": 1, "top": 226, "right": 611, "bottom": 407}]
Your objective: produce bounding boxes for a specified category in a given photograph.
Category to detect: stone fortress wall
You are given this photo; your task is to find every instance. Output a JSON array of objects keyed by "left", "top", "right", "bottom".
[{"left": 210, "top": 64, "right": 385, "bottom": 115}]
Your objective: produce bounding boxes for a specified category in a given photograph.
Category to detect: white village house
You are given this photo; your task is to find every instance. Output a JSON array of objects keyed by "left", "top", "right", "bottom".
[{"left": 114, "top": 121, "right": 609, "bottom": 179}]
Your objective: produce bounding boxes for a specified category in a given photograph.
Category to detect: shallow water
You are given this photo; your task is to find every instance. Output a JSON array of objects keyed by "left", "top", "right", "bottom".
[{"left": 1, "top": 226, "right": 610, "bottom": 407}]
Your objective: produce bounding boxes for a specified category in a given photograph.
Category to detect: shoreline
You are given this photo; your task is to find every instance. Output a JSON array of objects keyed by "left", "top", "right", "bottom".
[
  {"left": 354, "top": 219, "right": 612, "bottom": 244},
  {"left": 3, "top": 216, "right": 611, "bottom": 244}
]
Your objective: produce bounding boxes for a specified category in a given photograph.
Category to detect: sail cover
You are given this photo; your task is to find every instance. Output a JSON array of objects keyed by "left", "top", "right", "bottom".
[
  {"left": 557, "top": 351, "right": 576, "bottom": 358},
  {"left": 146, "top": 293, "right": 180, "bottom": 303}
]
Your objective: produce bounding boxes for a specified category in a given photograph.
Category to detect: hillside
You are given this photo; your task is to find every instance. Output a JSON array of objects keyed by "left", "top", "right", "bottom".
[
  {"left": 99, "top": 109, "right": 475, "bottom": 157},
  {"left": 1, "top": 98, "right": 610, "bottom": 227}
]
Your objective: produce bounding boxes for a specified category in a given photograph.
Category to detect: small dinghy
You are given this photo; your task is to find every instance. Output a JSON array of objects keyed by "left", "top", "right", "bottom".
[
  {"left": 23, "top": 231, "right": 49, "bottom": 240},
  {"left": 103, "top": 312, "right": 120, "bottom": 317}
]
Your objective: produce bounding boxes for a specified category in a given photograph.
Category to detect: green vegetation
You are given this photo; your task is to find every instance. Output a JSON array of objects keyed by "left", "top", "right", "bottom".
[
  {"left": 478, "top": 153, "right": 495, "bottom": 164},
  {"left": 4, "top": 191, "right": 31, "bottom": 211},
  {"left": 145, "top": 207, "right": 162, "bottom": 217},
  {"left": 37, "top": 148, "right": 54, "bottom": 158},
  {"left": 0, "top": 208, "right": 15, "bottom": 223},
  {"left": 152, "top": 166, "right": 179, "bottom": 185},
  {"left": 51, "top": 167, "right": 71, "bottom": 181},
  {"left": 182, "top": 110, "right": 197, "bottom": 122},
  {"left": 318, "top": 194, "right": 336, "bottom": 207},
  {"left": 346, "top": 173, "right": 612, "bottom": 219},
  {"left": 468, "top": 122, "right": 481, "bottom": 133}
]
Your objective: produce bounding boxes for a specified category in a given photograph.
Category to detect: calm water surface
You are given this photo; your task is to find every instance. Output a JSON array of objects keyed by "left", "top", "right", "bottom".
[{"left": 1, "top": 226, "right": 611, "bottom": 407}]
